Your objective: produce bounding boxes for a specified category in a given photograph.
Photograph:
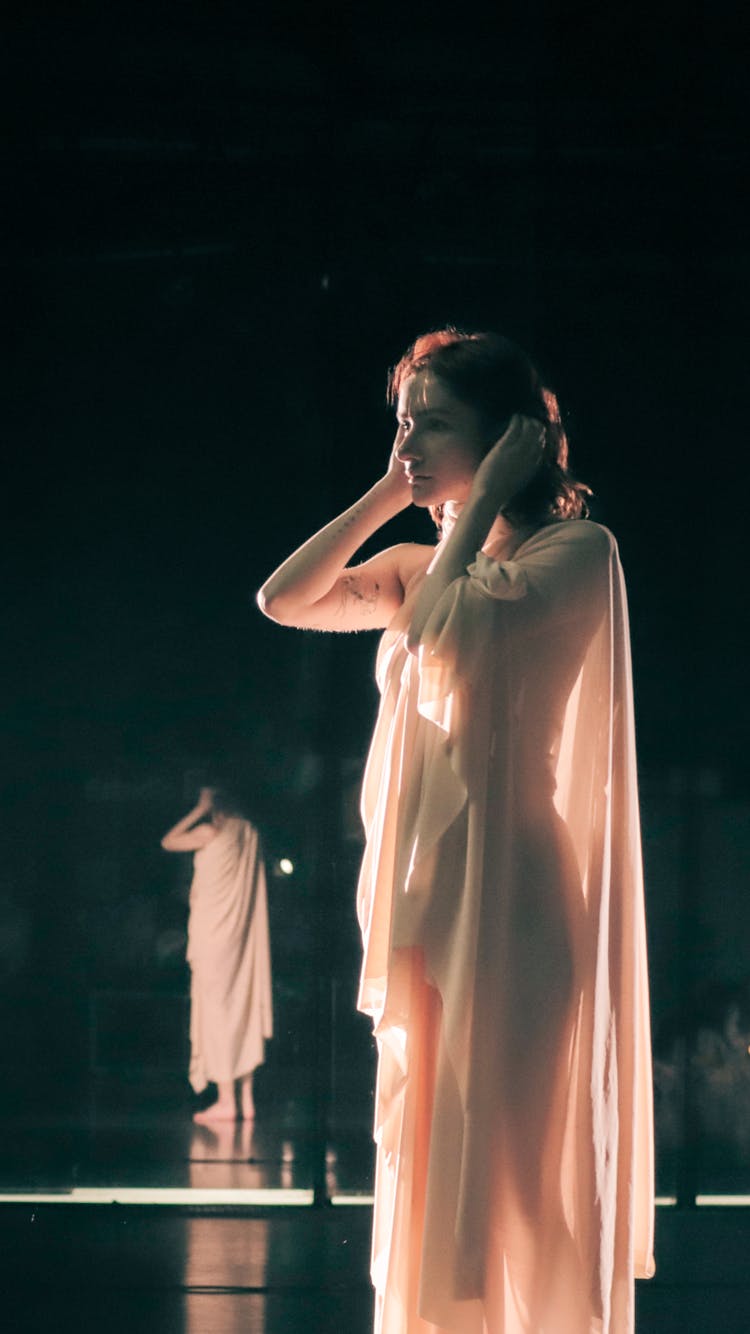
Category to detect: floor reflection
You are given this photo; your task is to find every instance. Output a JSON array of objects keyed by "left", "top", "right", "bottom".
[
  {"left": 0, "top": 1077, "right": 375, "bottom": 1199},
  {"left": 183, "top": 1216, "right": 269, "bottom": 1334}
]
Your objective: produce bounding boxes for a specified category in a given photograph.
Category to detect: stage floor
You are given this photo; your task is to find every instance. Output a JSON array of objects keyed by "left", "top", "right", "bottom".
[
  {"left": 1, "top": 1092, "right": 750, "bottom": 1332},
  {"left": 0, "top": 1076, "right": 376, "bottom": 1201},
  {"left": 2, "top": 1199, "right": 750, "bottom": 1334}
]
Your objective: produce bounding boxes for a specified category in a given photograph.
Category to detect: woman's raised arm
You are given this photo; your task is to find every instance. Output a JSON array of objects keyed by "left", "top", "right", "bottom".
[
  {"left": 406, "top": 415, "right": 546, "bottom": 652},
  {"left": 161, "top": 789, "right": 218, "bottom": 853},
  {"left": 257, "top": 449, "right": 419, "bottom": 632}
]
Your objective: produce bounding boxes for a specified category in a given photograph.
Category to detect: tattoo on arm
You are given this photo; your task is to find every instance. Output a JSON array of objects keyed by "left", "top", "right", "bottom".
[
  {"left": 338, "top": 574, "right": 380, "bottom": 616},
  {"left": 337, "top": 502, "right": 366, "bottom": 534}
]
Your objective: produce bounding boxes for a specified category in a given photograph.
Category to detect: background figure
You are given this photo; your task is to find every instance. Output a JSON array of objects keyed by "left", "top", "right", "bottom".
[{"left": 161, "top": 786, "right": 273, "bottom": 1122}]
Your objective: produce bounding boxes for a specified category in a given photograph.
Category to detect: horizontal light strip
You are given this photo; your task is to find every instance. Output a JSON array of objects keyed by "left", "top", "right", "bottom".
[
  {"left": 332, "top": 1194, "right": 682, "bottom": 1209},
  {"left": 696, "top": 1195, "right": 750, "bottom": 1206},
  {"left": 0, "top": 1187, "right": 314, "bottom": 1206},
  {"left": 0, "top": 1189, "right": 746, "bottom": 1209}
]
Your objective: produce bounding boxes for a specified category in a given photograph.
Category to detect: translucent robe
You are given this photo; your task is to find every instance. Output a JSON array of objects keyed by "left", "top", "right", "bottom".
[
  {"left": 356, "top": 520, "right": 655, "bottom": 1334},
  {"left": 187, "top": 818, "right": 273, "bottom": 1092}
]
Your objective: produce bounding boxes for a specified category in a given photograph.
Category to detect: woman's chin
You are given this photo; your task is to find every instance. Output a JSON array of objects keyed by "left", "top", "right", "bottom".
[
  {"left": 411, "top": 489, "right": 466, "bottom": 511},
  {"left": 409, "top": 480, "right": 447, "bottom": 507}
]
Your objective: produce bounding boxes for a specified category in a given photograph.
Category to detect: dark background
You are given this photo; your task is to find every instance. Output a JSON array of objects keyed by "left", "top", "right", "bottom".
[{"left": 2, "top": 2, "right": 749, "bottom": 1190}]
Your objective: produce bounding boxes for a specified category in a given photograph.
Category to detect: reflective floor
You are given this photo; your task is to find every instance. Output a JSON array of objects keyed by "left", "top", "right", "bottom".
[
  {"left": 3, "top": 1197, "right": 750, "bottom": 1334},
  {"left": 0, "top": 1073, "right": 375, "bottom": 1199},
  {"left": 0, "top": 1078, "right": 376, "bottom": 1332},
  {"left": 0, "top": 1112, "right": 374, "bottom": 1198},
  {"left": 1, "top": 1205, "right": 374, "bottom": 1333},
  {"left": 2, "top": 1084, "right": 750, "bottom": 1332}
]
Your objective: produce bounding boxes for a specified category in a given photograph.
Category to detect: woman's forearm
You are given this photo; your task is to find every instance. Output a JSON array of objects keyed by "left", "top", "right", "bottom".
[
  {"left": 257, "top": 475, "right": 409, "bottom": 622},
  {"left": 161, "top": 802, "right": 208, "bottom": 850},
  {"left": 406, "top": 416, "right": 545, "bottom": 652},
  {"left": 406, "top": 481, "right": 499, "bottom": 651}
]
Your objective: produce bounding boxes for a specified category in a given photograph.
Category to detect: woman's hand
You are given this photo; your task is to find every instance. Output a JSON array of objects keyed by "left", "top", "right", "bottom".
[
  {"left": 382, "top": 425, "right": 413, "bottom": 506},
  {"left": 405, "top": 416, "right": 545, "bottom": 654},
  {"left": 161, "top": 792, "right": 218, "bottom": 852},
  {"left": 197, "top": 787, "right": 215, "bottom": 813},
  {"left": 473, "top": 414, "right": 546, "bottom": 504}
]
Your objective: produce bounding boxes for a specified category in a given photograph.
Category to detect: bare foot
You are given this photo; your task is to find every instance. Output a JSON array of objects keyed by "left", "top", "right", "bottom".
[{"left": 193, "top": 1101, "right": 238, "bottom": 1124}]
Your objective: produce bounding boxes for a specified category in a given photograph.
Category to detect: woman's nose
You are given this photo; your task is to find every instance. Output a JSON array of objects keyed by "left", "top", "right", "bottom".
[{"left": 395, "top": 431, "right": 419, "bottom": 462}]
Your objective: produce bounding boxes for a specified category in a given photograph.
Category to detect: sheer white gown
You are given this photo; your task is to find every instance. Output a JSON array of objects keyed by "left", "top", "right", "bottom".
[
  {"left": 356, "top": 519, "right": 654, "bottom": 1334},
  {"left": 187, "top": 818, "right": 273, "bottom": 1092}
]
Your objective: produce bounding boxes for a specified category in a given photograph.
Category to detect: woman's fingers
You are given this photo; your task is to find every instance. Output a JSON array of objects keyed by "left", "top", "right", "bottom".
[
  {"left": 385, "top": 428, "right": 413, "bottom": 496},
  {"left": 388, "top": 424, "right": 407, "bottom": 469},
  {"left": 476, "top": 414, "right": 546, "bottom": 496},
  {"left": 499, "top": 413, "right": 546, "bottom": 454},
  {"left": 501, "top": 414, "right": 545, "bottom": 461}
]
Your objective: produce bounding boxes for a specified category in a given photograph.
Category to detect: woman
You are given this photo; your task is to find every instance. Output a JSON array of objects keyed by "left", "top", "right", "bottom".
[
  {"left": 258, "top": 329, "right": 654, "bottom": 1333},
  {"left": 161, "top": 786, "right": 273, "bottom": 1123}
]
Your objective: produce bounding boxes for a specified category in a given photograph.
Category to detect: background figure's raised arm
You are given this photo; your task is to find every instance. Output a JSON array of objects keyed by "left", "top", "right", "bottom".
[
  {"left": 161, "top": 789, "right": 218, "bottom": 852},
  {"left": 256, "top": 454, "right": 419, "bottom": 632}
]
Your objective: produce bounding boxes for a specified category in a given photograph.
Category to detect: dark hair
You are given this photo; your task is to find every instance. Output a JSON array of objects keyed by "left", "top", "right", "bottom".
[
  {"left": 388, "top": 328, "right": 591, "bottom": 530},
  {"left": 208, "top": 784, "right": 247, "bottom": 819}
]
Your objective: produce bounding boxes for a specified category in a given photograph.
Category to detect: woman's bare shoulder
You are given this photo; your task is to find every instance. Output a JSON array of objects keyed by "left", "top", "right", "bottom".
[{"left": 392, "top": 541, "right": 434, "bottom": 587}]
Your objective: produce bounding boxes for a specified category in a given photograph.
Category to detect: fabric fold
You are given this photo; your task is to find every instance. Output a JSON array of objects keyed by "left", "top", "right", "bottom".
[{"left": 188, "top": 818, "right": 273, "bottom": 1092}]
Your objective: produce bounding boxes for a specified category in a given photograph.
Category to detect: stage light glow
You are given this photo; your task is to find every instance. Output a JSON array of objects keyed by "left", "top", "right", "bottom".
[{"left": 279, "top": 858, "right": 294, "bottom": 875}]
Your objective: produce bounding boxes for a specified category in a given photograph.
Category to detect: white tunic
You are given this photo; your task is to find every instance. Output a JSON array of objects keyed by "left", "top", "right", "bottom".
[
  {"left": 357, "top": 520, "right": 655, "bottom": 1334},
  {"left": 187, "top": 818, "right": 273, "bottom": 1091}
]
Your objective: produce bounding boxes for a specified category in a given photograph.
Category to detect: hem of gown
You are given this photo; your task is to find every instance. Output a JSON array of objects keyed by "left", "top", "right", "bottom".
[{"left": 189, "top": 1050, "right": 268, "bottom": 1093}]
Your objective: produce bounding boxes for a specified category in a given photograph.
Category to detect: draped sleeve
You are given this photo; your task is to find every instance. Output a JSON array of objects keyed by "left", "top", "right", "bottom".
[{"left": 403, "top": 522, "right": 613, "bottom": 898}]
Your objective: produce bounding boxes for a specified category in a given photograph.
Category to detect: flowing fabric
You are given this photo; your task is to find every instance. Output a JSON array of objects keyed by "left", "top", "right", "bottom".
[
  {"left": 356, "top": 519, "right": 654, "bottom": 1334},
  {"left": 187, "top": 818, "right": 273, "bottom": 1092}
]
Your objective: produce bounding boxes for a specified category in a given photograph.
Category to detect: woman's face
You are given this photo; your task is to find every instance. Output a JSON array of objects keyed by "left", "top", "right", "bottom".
[{"left": 395, "top": 371, "right": 490, "bottom": 507}]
